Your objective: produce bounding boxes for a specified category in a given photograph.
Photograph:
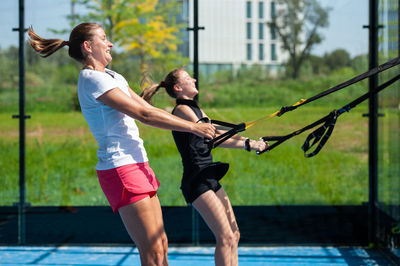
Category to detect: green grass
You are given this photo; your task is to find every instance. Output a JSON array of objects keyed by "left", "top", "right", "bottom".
[{"left": 0, "top": 106, "right": 371, "bottom": 207}]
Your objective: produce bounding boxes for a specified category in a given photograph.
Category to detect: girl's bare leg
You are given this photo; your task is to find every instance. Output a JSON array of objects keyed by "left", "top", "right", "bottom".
[
  {"left": 118, "top": 195, "right": 168, "bottom": 266},
  {"left": 193, "top": 189, "right": 239, "bottom": 266},
  {"left": 215, "top": 188, "right": 240, "bottom": 266}
]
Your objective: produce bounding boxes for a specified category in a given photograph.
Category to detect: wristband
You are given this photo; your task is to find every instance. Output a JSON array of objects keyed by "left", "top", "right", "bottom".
[
  {"left": 243, "top": 138, "right": 249, "bottom": 150},
  {"left": 244, "top": 138, "right": 251, "bottom": 152}
]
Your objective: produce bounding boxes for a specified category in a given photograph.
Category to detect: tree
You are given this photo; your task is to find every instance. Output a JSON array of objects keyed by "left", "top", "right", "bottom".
[
  {"left": 324, "top": 49, "right": 351, "bottom": 71},
  {"left": 66, "top": 0, "right": 187, "bottom": 75},
  {"left": 0, "top": 46, "right": 19, "bottom": 89},
  {"left": 350, "top": 54, "right": 368, "bottom": 73},
  {"left": 113, "top": 0, "right": 186, "bottom": 74},
  {"left": 69, "top": 0, "right": 117, "bottom": 42},
  {"left": 307, "top": 54, "right": 328, "bottom": 75},
  {"left": 268, "top": 0, "right": 331, "bottom": 79}
]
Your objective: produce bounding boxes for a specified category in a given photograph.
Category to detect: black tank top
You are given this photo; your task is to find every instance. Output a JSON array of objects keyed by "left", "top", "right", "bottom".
[{"left": 172, "top": 99, "right": 213, "bottom": 179}]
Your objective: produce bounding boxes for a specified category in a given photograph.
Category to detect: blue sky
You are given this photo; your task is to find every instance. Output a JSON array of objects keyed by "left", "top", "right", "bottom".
[
  {"left": 0, "top": 0, "right": 368, "bottom": 57},
  {"left": 313, "top": 0, "right": 368, "bottom": 57}
]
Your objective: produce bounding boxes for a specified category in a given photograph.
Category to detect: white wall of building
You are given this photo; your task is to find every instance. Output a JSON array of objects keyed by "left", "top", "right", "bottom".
[{"left": 187, "top": 0, "right": 287, "bottom": 72}]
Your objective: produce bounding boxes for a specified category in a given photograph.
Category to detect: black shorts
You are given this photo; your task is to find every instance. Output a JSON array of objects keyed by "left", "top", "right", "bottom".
[{"left": 181, "top": 162, "right": 229, "bottom": 204}]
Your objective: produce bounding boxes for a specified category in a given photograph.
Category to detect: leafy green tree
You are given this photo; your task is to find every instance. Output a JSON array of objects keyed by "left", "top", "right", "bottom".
[
  {"left": 113, "top": 0, "right": 187, "bottom": 74},
  {"left": 350, "top": 54, "right": 368, "bottom": 73},
  {"left": 68, "top": 0, "right": 117, "bottom": 42},
  {"left": 324, "top": 49, "right": 351, "bottom": 71},
  {"left": 66, "top": 0, "right": 187, "bottom": 75},
  {"left": 0, "top": 46, "right": 19, "bottom": 89},
  {"left": 268, "top": 0, "right": 331, "bottom": 79},
  {"left": 307, "top": 54, "right": 328, "bottom": 75}
]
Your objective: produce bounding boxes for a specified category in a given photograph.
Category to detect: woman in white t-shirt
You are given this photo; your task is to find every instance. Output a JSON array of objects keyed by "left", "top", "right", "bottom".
[{"left": 28, "top": 23, "right": 215, "bottom": 266}]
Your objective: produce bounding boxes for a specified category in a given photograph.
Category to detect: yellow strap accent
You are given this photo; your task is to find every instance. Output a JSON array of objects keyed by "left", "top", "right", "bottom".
[
  {"left": 245, "top": 99, "right": 307, "bottom": 129},
  {"left": 245, "top": 110, "right": 279, "bottom": 129},
  {"left": 293, "top": 98, "right": 307, "bottom": 106}
]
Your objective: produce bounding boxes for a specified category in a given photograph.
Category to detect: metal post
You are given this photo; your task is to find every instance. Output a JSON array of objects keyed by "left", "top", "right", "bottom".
[
  {"left": 187, "top": 0, "right": 204, "bottom": 245},
  {"left": 368, "top": 0, "right": 379, "bottom": 246},
  {"left": 187, "top": 0, "right": 204, "bottom": 101},
  {"left": 12, "top": 0, "right": 29, "bottom": 245}
]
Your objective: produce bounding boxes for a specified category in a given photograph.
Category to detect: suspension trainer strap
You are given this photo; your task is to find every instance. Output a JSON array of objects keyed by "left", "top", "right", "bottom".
[
  {"left": 277, "top": 56, "right": 400, "bottom": 117},
  {"left": 258, "top": 73, "right": 400, "bottom": 157},
  {"left": 201, "top": 67, "right": 400, "bottom": 156},
  {"left": 256, "top": 112, "right": 332, "bottom": 155},
  {"left": 209, "top": 120, "right": 246, "bottom": 148},
  {"left": 338, "top": 73, "right": 400, "bottom": 114},
  {"left": 301, "top": 73, "right": 400, "bottom": 157},
  {"left": 201, "top": 119, "right": 246, "bottom": 156},
  {"left": 301, "top": 112, "right": 338, "bottom": 157}
]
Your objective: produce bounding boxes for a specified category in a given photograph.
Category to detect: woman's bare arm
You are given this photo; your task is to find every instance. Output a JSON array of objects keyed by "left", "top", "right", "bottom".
[
  {"left": 97, "top": 87, "right": 215, "bottom": 139},
  {"left": 175, "top": 106, "right": 267, "bottom": 151}
]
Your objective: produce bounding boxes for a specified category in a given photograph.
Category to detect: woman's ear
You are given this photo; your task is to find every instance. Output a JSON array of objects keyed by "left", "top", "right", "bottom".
[
  {"left": 173, "top": 84, "right": 182, "bottom": 93},
  {"left": 82, "top": 40, "right": 92, "bottom": 54}
]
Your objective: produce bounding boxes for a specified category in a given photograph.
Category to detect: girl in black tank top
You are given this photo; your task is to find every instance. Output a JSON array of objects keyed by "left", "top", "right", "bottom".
[
  {"left": 140, "top": 68, "right": 268, "bottom": 266},
  {"left": 172, "top": 98, "right": 229, "bottom": 203}
]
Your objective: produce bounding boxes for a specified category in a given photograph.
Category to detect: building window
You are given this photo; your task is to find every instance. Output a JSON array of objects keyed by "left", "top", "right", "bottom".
[
  {"left": 259, "top": 43, "right": 264, "bottom": 61},
  {"left": 271, "top": 1, "right": 276, "bottom": 18},
  {"left": 258, "top": 1, "right": 264, "bottom": 19},
  {"left": 271, "top": 43, "right": 277, "bottom": 61},
  {"left": 246, "top": 1, "right": 252, "bottom": 18},
  {"left": 258, "top": 23, "right": 264, "bottom": 40},
  {"left": 247, "top": 43, "right": 252, "bottom": 61},
  {"left": 247, "top": 22, "right": 252, "bottom": 39},
  {"left": 270, "top": 26, "right": 276, "bottom": 40}
]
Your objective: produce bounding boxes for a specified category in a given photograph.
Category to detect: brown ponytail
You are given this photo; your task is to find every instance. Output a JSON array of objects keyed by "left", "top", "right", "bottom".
[
  {"left": 28, "top": 27, "right": 67, "bottom": 58},
  {"left": 140, "top": 83, "right": 162, "bottom": 104},
  {"left": 28, "top": 23, "right": 101, "bottom": 62},
  {"left": 140, "top": 68, "right": 184, "bottom": 104}
]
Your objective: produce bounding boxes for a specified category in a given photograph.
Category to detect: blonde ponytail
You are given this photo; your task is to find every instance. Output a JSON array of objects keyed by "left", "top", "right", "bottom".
[{"left": 28, "top": 27, "right": 68, "bottom": 58}]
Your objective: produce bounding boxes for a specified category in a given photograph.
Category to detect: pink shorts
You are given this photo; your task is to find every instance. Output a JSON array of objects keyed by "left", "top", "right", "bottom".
[{"left": 97, "top": 162, "right": 160, "bottom": 213}]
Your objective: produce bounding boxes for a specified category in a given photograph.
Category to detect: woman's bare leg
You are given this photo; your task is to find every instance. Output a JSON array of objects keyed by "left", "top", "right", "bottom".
[
  {"left": 215, "top": 188, "right": 240, "bottom": 266},
  {"left": 150, "top": 195, "right": 169, "bottom": 266},
  {"left": 192, "top": 190, "right": 238, "bottom": 266},
  {"left": 118, "top": 195, "right": 168, "bottom": 266}
]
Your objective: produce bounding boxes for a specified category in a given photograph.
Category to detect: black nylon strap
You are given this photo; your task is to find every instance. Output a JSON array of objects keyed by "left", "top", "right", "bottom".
[
  {"left": 302, "top": 73, "right": 400, "bottom": 157},
  {"left": 201, "top": 119, "right": 246, "bottom": 156},
  {"left": 211, "top": 119, "right": 240, "bottom": 128},
  {"left": 301, "top": 112, "right": 338, "bottom": 157},
  {"left": 339, "top": 73, "right": 400, "bottom": 115},
  {"left": 258, "top": 73, "right": 400, "bottom": 157},
  {"left": 199, "top": 69, "right": 400, "bottom": 157},
  {"left": 257, "top": 112, "right": 332, "bottom": 155},
  {"left": 278, "top": 56, "right": 400, "bottom": 117},
  {"left": 210, "top": 121, "right": 246, "bottom": 148}
]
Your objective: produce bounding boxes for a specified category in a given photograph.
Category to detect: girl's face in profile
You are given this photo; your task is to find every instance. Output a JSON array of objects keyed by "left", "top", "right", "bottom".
[{"left": 176, "top": 71, "right": 198, "bottom": 99}]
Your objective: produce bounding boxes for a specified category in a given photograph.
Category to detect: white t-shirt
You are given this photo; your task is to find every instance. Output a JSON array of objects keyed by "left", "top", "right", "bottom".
[{"left": 77, "top": 68, "right": 148, "bottom": 170}]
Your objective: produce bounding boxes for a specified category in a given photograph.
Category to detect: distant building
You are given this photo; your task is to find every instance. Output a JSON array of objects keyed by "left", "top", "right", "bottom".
[
  {"left": 178, "top": 0, "right": 287, "bottom": 76},
  {"left": 378, "top": 0, "right": 398, "bottom": 59},
  {"left": 376, "top": 0, "right": 400, "bottom": 248}
]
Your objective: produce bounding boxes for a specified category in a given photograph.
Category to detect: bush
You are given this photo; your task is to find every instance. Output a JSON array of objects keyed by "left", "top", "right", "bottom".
[{"left": 0, "top": 45, "right": 370, "bottom": 113}]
